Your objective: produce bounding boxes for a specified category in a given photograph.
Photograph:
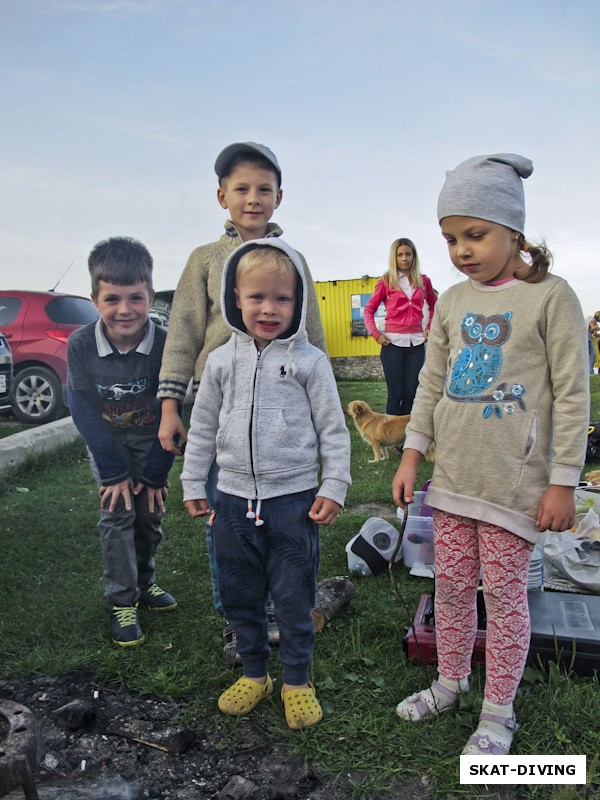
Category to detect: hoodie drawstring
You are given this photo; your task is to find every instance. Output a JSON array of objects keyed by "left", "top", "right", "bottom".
[{"left": 246, "top": 499, "right": 264, "bottom": 526}]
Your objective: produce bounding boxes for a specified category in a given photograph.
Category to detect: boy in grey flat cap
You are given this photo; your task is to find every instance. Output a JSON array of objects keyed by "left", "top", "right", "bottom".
[
  {"left": 392, "top": 153, "right": 589, "bottom": 756},
  {"left": 156, "top": 142, "right": 327, "bottom": 656},
  {"left": 157, "top": 142, "right": 326, "bottom": 439}
]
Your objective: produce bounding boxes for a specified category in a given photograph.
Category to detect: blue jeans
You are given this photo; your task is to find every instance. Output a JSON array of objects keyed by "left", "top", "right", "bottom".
[
  {"left": 211, "top": 489, "right": 319, "bottom": 685},
  {"left": 204, "top": 458, "right": 223, "bottom": 616},
  {"left": 379, "top": 342, "right": 426, "bottom": 415}
]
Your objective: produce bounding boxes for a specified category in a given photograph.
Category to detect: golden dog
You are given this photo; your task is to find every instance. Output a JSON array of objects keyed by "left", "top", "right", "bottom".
[{"left": 346, "top": 400, "right": 435, "bottom": 463}]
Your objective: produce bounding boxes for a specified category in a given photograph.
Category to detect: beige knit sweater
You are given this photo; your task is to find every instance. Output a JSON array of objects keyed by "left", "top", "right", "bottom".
[
  {"left": 405, "top": 273, "right": 589, "bottom": 542},
  {"left": 158, "top": 221, "right": 327, "bottom": 402}
]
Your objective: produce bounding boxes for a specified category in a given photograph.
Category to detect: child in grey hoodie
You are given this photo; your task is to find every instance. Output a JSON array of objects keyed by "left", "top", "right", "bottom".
[{"left": 181, "top": 238, "right": 351, "bottom": 729}]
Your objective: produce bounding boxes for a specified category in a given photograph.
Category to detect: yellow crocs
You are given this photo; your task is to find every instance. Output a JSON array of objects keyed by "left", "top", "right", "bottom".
[
  {"left": 218, "top": 675, "right": 273, "bottom": 716},
  {"left": 281, "top": 683, "right": 323, "bottom": 730}
]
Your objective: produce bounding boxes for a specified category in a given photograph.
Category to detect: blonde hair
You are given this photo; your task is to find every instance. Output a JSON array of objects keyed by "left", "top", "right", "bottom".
[
  {"left": 384, "top": 238, "right": 423, "bottom": 289},
  {"left": 513, "top": 235, "right": 552, "bottom": 284},
  {"left": 236, "top": 245, "right": 296, "bottom": 284}
]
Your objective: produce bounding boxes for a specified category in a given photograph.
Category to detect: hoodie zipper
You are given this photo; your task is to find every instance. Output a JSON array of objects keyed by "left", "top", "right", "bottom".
[{"left": 248, "top": 348, "right": 263, "bottom": 494}]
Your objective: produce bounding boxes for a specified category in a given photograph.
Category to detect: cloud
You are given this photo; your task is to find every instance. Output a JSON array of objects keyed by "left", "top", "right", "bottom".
[{"left": 91, "top": 119, "right": 191, "bottom": 149}]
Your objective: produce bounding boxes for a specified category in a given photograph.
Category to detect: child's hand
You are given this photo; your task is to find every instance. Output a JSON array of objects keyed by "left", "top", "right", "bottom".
[
  {"left": 536, "top": 485, "right": 576, "bottom": 532},
  {"left": 133, "top": 483, "right": 168, "bottom": 513},
  {"left": 184, "top": 499, "right": 211, "bottom": 518},
  {"left": 391, "top": 449, "right": 421, "bottom": 507},
  {"left": 98, "top": 479, "right": 133, "bottom": 512},
  {"left": 376, "top": 334, "right": 391, "bottom": 346},
  {"left": 158, "top": 399, "right": 188, "bottom": 455},
  {"left": 308, "top": 497, "right": 341, "bottom": 525}
]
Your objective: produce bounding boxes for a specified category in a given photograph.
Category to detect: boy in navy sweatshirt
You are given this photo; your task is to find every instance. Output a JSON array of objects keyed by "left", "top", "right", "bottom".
[{"left": 68, "top": 236, "right": 175, "bottom": 647}]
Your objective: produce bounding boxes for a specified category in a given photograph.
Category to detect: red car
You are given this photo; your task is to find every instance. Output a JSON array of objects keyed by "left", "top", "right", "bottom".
[{"left": 0, "top": 290, "right": 99, "bottom": 424}]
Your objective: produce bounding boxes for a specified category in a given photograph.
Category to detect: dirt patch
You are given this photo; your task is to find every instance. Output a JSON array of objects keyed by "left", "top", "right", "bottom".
[
  {"left": 0, "top": 670, "right": 427, "bottom": 800},
  {"left": 347, "top": 503, "right": 398, "bottom": 521}
]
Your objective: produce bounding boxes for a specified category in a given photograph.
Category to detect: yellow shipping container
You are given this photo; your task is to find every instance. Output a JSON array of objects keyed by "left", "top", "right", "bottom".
[{"left": 315, "top": 277, "right": 383, "bottom": 358}]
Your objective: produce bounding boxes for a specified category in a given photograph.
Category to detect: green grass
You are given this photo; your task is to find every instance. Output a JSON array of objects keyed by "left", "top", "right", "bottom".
[
  {"left": 1, "top": 379, "right": 600, "bottom": 798},
  {"left": 0, "top": 407, "right": 33, "bottom": 438}
]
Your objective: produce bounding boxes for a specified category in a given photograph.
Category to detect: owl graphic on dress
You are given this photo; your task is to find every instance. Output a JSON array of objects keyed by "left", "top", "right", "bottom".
[
  {"left": 448, "top": 312, "right": 512, "bottom": 398},
  {"left": 445, "top": 312, "right": 525, "bottom": 419}
]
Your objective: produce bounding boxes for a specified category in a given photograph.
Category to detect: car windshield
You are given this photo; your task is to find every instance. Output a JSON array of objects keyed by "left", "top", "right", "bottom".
[{"left": 45, "top": 296, "right": 99, "bottom": 325}]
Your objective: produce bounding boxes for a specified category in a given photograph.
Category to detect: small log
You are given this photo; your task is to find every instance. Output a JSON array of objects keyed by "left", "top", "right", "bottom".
[
  {"left": 312, "top": 576, "right": 355, "bottom": 632},
  {"left": 105, "top": 719, "right": 196, "bottom": 753}
]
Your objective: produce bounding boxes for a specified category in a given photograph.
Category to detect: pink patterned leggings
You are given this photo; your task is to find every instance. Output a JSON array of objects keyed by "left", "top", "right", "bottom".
[{"left": 433, "top": 509, "right": 534, "bottom": 705}]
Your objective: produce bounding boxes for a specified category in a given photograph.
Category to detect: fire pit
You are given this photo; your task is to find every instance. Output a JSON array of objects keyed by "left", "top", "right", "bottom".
[{"left": 0, "top": 700, "right": 40, "bottom": 800}]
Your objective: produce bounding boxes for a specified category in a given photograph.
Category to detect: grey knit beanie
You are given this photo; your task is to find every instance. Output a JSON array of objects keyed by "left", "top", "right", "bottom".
[{"left": 437, "top": 153, "right": 533, "bottom": 233}]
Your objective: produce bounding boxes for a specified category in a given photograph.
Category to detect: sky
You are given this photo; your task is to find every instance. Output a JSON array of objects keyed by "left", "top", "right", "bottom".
[{"left": 1, "top": 0, "right": 599, "bottom": 317}]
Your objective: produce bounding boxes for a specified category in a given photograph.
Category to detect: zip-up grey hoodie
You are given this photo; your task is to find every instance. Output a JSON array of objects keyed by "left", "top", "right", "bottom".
[{"left": 180, "top": 238, "right": 351, "bottom": 507}]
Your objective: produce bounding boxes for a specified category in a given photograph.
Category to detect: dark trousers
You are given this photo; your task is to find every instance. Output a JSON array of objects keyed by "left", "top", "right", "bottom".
[
  {"left": 89, "top": 430, "right": 163, "bottom": 607},
  {"left": 212, "top": 489, "right": 319, "bottom": 685},
  {"left": 380, "top": 342, "right": 426, "bottom": 415}
]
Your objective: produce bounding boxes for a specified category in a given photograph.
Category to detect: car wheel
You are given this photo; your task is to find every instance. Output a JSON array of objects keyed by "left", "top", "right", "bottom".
[{"left": 11, "top": 366, "right": 66, "bottom": 424}]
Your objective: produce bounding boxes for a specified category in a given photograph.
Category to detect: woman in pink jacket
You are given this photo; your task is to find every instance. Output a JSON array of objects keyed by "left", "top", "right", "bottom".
[{"left": 364, "top": 238, "right": 437, "bottom": 416}]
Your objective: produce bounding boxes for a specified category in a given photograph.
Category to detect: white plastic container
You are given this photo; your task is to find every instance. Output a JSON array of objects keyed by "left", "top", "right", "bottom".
[
  {"left": 402, "top": 514, "right": 434, "bottom": 567},
  {"left": 397, "top": 490, "right": 433, "bottom": 522}
]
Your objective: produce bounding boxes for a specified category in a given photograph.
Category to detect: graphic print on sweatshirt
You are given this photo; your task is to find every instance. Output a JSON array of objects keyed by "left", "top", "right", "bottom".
[
  {"left": 445, "top": 311, "right": 526, "bottom": 419},
  {"left": 96, "top": 377, "right": 158, "bottom": 428}
]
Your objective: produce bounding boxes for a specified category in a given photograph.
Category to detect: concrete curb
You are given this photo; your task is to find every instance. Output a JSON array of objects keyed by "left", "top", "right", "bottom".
[{"left": 0, "top": 417, "right": 80, "bottom": 474}]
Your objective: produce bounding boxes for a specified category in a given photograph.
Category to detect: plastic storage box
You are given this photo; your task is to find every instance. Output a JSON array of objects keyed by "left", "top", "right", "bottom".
[
  {"left": 398, "top": 490, "right": 435, "bottom": 568},
  {"left": 402, "top": 516, "right": 434, "bottom": 567},
  {"left": 527, "top": 591, "right": 600, "bottom": 676},
  {"left": 404, "top": 591, "right": 600, "bottom": 677}
]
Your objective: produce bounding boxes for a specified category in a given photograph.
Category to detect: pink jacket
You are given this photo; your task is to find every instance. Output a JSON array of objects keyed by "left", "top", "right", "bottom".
[{"left": 364, "top": 275, "right": 437, "bottom": 340}]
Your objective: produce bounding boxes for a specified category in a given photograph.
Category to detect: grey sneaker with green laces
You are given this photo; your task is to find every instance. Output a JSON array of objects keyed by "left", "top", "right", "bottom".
[
  {"left": 109, "top": 605, "right": 145, "bottom": 647},
  {"left": 138, "top": 584, "right": 177, "bottom": 612}
]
